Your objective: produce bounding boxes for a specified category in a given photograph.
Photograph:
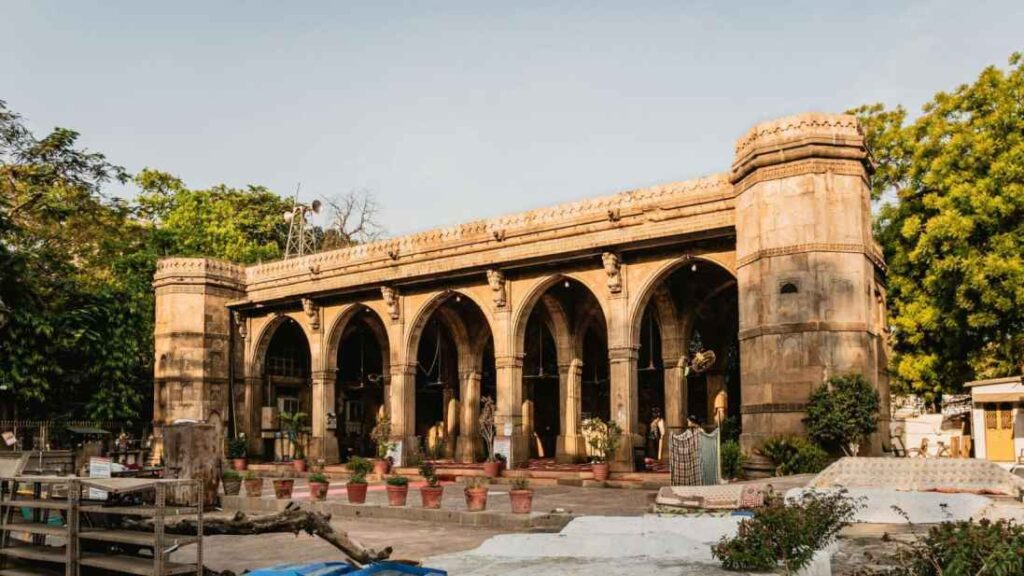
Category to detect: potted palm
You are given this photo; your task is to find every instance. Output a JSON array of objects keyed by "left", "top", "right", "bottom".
[
  {"left": 386, "top": 475, "right": 409, "bottom": 506},
  {"left": 345, "top": 456, "right": 372, "bottom": 504},
  {"left": 479, "top": 396, "right": 501, "bottom": 477},
  {"left": 280, "top": 411, "right": 308, "bottom": 472},
  {"left": 273, "top": 473, "right": 295, "bottom": 499},
  {"left": 222, "top": 469, "right": 242, "bottom": 496},
  {"left": 464, "top": 476, "right": 488, "bottom": 511},
  {"left": 243, "top": 471, "right": 264, "bottom": 497},
  {"left": 419, "top": 462, "right": 444, "bottom": 509},
  {"left": 508, "top": 476, "right": 533, "bottom": 514},
  {"left": 227, "top": 435, "right": 248, "bottom": 471},
  {"left": 308, "top": 471, "right": 330, "bottom": 501},
  {"left": 370, "top": 415, "right": 396, "bottom": 475},
  {"left": 582, "top": 417, "right": 622, "bottom": 482}
]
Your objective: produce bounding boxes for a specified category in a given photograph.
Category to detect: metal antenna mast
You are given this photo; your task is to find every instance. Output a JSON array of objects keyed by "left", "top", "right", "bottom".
[{"left": 283, "top": 184, "right": 322, "bottom": 259}]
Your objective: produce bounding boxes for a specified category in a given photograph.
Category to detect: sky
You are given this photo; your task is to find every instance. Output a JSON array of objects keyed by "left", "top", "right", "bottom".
[{"left": 3, "top": 1, "right": 1022, "bottom": 235}]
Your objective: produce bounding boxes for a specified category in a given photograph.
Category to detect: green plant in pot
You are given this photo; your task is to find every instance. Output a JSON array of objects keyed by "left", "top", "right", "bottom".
[
  {"left": 419, "top": 462, "right": 444, "bottom": 509},
  {"left": 479, "top": 396, "right": 501, "bottom": 477},
  {"left": 508, "top": 475, "right": 533, "bottom": 514},
  {"left": 222, "top": 468, "right": 242, "bottom": 496},
  {"left": 227, "top": 435, "right": 249, "bottom": 471},
  {"left": 242, "top": 471, "right": 264, "bottom": 498},
  {"left": 582, "top": 417, "right": 622, "bottom": 481},
  {"left": 280, "top": 411, "right": 308, "bottom": 472},
  {"left": 370, "top": 415, "right": 396, "bottom": 475},
  {"left": 464, "top": 476, "right": 488, "bottom": 512},
  {"left": 385, "top": 475, "right": 410, "bottom": 507},
  {"left": 308, "top": 471, "right": 330, "bottom": 501},
  {"left": 345, "top": 456, "right": 372, "bottom": 504}
]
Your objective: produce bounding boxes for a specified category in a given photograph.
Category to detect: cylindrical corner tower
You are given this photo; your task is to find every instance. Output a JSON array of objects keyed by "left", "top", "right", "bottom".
[{"left": 731, "top": 113, "right": 890, "bottom": 453}]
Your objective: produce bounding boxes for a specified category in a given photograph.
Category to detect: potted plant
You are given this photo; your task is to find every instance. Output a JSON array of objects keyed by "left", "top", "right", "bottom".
[
  {"left": 385, "top": 475, "right": 409, "bottom": 506},
  {"left": 419, "top": 462, "right": 444, "bottom": 509},
  {"left": 243, "top": 471, "right": 264, "bottom": 497},
  {"left": 273, "top": 474, "right": 295, "bottom": 499},
  {"left": 370, "top": 415, "right": 396, "bottom": 475},
  {"left": 582, "top": 417, "right": 622, "bottom": 482},
  {"left": 222, "top": 469, "right": 242, "bottom": 496},
  {"left": 508, "top": 476, "right": 533, "bottom": 514},
  {"left": 464, "top": 476, "right": 488, "bottom": 511},
  {"left": 227, "top": 435, "right": 248, "bottom": 471},
  {"left": 308, "top": 471, "right": 330, "bottom": 501},
  {"left": 479, "top": 396, "right": 501, "bottom": 477},
  {"left": 280, "top": 411, "right": 308, "bottom": 472},
  {"left": 345, "top": 456, "right": 372, "bottom": 504}
]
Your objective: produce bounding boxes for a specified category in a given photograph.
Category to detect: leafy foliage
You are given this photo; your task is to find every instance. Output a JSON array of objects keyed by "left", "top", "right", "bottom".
[
  {"left": 720, "top": 440, "right": 745, "bottom": 480},
  {"left": 851, "top": 52, "right": 1024, "bottom": 398},
  {"left": 805, "top": 374, "right": 880, "bottom": 455},
  {"left": 712, "top": 489, "right": 860, "bottom": 575},
  {"left": 370, "top": 414, "right": 396, "bottom": 459},
  {"left": 581, "top": 417, "right": 623, "bottom": 463},
  {"left": 760, "top": 436, "right": 829, "bottom": 476},
  {"left": 479, "top": 396, "right": 497, "bottom": 462},
  {"left": 345, "top": 456, "right": 373, "bottom": 484},
  {"left": 385, "top": 475, "right": 409, "bottom": 487}
]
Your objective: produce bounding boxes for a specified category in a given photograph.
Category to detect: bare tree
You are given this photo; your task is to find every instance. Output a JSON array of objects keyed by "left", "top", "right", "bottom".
[{"left": 320, "top": 189, "right": 385, "bottom": 250}]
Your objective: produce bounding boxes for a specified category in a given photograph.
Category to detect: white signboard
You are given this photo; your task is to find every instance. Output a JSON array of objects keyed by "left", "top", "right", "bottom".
[
  {"left": 88, "top": 457, "right": 112, "bottom": 500},
  {"left": 494, "top": 436, "right": 513, "bottom": 463},
  {"left": 387, "top": 439, "right": 404, "bottom": 468}
]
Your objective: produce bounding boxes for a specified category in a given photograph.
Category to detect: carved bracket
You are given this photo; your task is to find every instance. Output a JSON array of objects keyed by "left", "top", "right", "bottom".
[
  {"left": 486, "top": 269, "right": 506, "bottom": 308},
  {"left": 381, "top": 286, "right": 400, "bottom": 320},
  {"left": 232, "top": 311, "right": 248, "bottom": 340},
  {"left": 602, "top": 252, "right": 622, "bottom": 294},
  {"left": 302, "top": 298, "right": 320, "bottom": 331}
]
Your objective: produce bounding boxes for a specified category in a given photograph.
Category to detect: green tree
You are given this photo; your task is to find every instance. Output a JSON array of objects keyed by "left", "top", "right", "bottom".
[
  {"left": 852, "top": 52, "right": 1024, "bottom": 399},
  {"left": 805, "top": 374, "right": 880, "bottom": 456}
]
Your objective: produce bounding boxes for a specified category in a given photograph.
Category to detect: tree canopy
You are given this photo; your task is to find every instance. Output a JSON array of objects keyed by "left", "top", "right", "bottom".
[{"left": 852, "top": 52, "right": 1024, "bottom": 399}]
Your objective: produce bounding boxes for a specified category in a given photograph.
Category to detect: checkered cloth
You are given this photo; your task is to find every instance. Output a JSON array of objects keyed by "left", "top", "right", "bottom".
[{"left": 669, "top": 429, "right": 701, "bottom": 486}]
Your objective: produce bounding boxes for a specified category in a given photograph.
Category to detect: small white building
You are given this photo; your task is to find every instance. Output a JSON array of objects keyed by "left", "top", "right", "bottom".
[{"left": 967, "top": 376, "right": 1024, "bottom": 464}]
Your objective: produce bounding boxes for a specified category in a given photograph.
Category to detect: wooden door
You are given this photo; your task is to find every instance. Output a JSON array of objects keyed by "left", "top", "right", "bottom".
[{"left": 984, "top": 403, "right": 1014, "bottom": 461}]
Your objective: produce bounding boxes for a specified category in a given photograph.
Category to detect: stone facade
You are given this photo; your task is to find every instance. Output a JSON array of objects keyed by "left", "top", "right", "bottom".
[{"left": 152, "top": 113, "right": 890, "bottom": 469}]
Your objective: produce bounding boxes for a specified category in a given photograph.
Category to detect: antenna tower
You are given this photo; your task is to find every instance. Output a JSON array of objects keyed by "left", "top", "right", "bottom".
[{"left": 283, "top": 184, "right": 321, "bottom": 259}]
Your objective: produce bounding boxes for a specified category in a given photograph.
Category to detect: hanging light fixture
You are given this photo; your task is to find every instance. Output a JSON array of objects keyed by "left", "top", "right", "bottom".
[
  {"left": 524, "top": 321, "right": 547, "bottom": 380},
  {"left": 421, "top": 321, "right": 446, "bottom": 388},
  {"left": 638, "top": 313, "right": 660, "bottom": 372}
]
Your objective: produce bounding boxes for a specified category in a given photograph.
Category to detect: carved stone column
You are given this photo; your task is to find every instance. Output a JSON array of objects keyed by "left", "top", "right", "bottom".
[
  {"left": 608, "top": 345, "right": 640, "bottom": 471},
  {"left": 389, "top": 363, "right": 418, "bottom": 463},
  {"left": 456, "top": 370, "right": 481, "bottom": 462},
  {"left": 663, "top": 355, "right": 688, "bottom": 436},
  {"left": 310, "top": 370, "right": 338, "bottom": 463},
  {"left": 556, "top": 359, "right": 586, "bottom": 462},
  {"left": 495, "top": 354, "right": 527, "bottom": 466},
  {"left": 244, "top": 376, "right": 263, "bottom": 457}
]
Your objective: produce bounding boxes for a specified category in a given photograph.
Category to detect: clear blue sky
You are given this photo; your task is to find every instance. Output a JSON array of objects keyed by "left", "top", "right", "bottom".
[{"left": 3, "top": 1, "right": 1022, "bottom": 235}]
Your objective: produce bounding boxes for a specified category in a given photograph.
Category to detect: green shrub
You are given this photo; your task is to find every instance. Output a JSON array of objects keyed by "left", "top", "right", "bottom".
[
  {"left": 227, "top": 436, "right": 248, "bottom": 459},
  {"left": 510, "top": 476, "right": 530, "bottom": 491},
  {"left": 308, "top": 472, "right": 328, "bottom": 483},
  {"left": 419, "top": 462, "right": 440, "bottom": 487},
  {"left": 222, "top": 469, "right": 241, "bottom": 480},
  {"left": 721, "top": 440, "right": 745, "bottom": 479},
  {"left": 760, "top": 435, "right": 829, "bottom": 476},
  {"left": 805, "top": 373, "right": 880, "bottom": 455},
  {"left": 386, "top": 475, "right": 409, "bottom": 487},
  {"left": 346, "top": 456, "right": 372, "bottom": 484},
  {"left": 712, "top": 489, "right": 859, "bottom": 574},
  {"left": 242, "top": 470, "right": 258, "bottom": 481}
]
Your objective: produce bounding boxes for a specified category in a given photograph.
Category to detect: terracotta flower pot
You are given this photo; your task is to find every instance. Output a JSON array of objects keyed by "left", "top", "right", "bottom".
[
  {"left": 373, "top": 459, "right": 391, "bottom": 476},
  {"left": 509, "top": 489, "right": 533, "bottom": 514},
  {"left": 420, "top": 485, "right": 444, "bottom": 509},
  {"left": 223, "top": 478, "right": 242, "bottom": 496},
  {"left": 243, "top": 478, "right": 264, "bottom": 497},
  {"left": 292, "top": 459, "right": 307, "bottom": 473},
  {"left": 386, "top": 485, "right": 409, "bottom": 507},
  {"left": 232, "top": 458, "right": 248, "bottom": 472},
  {"left": 347, "top": 482, "right": 368, "bottom": 504},
  {"left": 309, "top": 481, "right": 330, "bottom": 501},
  {"left": 592, "top": 462, "right": 610, "bottom": 482},
  {"left": 273, "top": 479, "right": 294, "bottom": 499},
  {"left": 464, "top": 487, "right": 488, "bottom": 511},
  {"left": 483, "top": 461, "right": 502, "bottom": 478}
]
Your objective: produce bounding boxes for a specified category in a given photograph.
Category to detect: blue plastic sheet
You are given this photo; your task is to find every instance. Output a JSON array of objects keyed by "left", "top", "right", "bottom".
[{"left": 248, "top": 562, "right": 446, "bottom": 576}]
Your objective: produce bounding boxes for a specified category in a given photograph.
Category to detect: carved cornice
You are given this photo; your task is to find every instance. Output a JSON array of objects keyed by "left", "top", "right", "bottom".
[
  {"left": 732, "top": 159, "right": 867, "bottom": 195},
  {"left": 153, "top": 258, "right": 246, "bottom": 290},
  {"left": 738, "top": 321, "right": 871, "bottom": 341},
  {"left": 737, "top": 242, "right": 886, "bottom": 272}
]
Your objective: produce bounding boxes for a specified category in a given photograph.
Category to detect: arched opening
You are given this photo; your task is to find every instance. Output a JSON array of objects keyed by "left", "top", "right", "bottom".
[
  {"left": 262, "top": 317, "right": 312, "bottom": 461},
  {"left": 636, "top": 306, "right": 665, "bottom": 458},
  {"left": 522, "top": 309, "right": 560, "bottom": 458},
  {"left": 415, "top": 317, "right": 459, "bottom": 457},
  {"left": 335, "top": 306, "right": 389, "bottom": 461},
  {"left": 580, "top": 323, "right": 610, "bottom": 422}
]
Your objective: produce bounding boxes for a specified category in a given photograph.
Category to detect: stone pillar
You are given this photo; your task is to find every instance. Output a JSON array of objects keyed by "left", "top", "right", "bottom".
[
  {"left": 556, "top": 359, "right": 587, "bottom": 462},
  {"left": 389, "top": 363, "right": 418, "bottom": 462},
  {"left": 731, "top": 113, "right": 888, "bottom": 453},
  {"left": 663, "top": 355, "right": 687, "bottom": 436},
  {"left": 608, "top": 345, "right": 640, "bottom": 471},
  {"left": 310, "top": 370, "right": 338, "bottom": 463},
  {"left": 456, "top": 370, "right": 481, "bottom": 462},
  {"left": 243, "top": 376, "right": 262, "bottom": 457},
  {"left": 495, "top": 354, "right": 528, "bottom": 466},
  {"left": 152, "top": 258, "right": 246, "bottom": 463}
]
